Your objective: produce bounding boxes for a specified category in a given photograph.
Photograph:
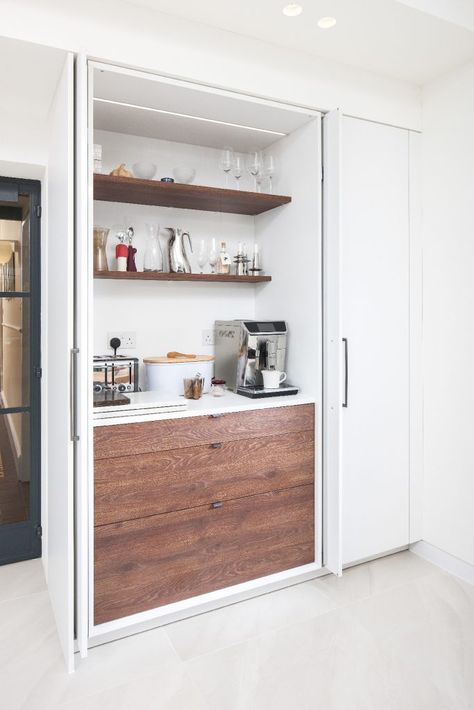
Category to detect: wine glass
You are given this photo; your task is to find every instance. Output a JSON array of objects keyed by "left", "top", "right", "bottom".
[
  {"left": 197, "top": 239, "right": 207, "bottom": 274},
  {"left": 263, "top": 154, "right": 276, "bottom": 194},
  {"left": 246, "top": 151, "right": 262, "bottom": 191},
  {"left": 208, "top": 238, "right": 218, "bottom": 274},
  {"left": 219, "top": 146, "right": 234, "bottom": 187},
  {"left": 232, "top": 155, "right": 243, "bottom": 190}
]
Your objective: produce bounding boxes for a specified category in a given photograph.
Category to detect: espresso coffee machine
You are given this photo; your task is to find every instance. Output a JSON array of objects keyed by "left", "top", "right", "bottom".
[{"left": 214, "top": 320, "right": 298, "bottom": 398}]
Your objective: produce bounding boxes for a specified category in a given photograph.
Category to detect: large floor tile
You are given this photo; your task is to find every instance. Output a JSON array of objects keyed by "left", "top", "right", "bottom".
[
  {"left": 317, "top": 550, "right": 438, "bottom": 606},
  {"left": 55, "top": 665, "right": 209, "bottom": 710},
  {"left": 0, "top": 558, "right": 46, "bottom": 603},
  {"left": 186, "top": 606, "right": 399, "bottom": 710},
  {"left": 186, "top": 570, "right": 474, "bottom": 710},
  {"left": 0, "top": 591, "right": 64, "bottom": 710},
  {"left": 166, "top": 577, "right": 336, "bottom": 661},
  {"left": 21, "top": 627, "right": 184, "bottom": 710},
  {"left": 349, "top": 571, "right": 474, "bottom": 709}
]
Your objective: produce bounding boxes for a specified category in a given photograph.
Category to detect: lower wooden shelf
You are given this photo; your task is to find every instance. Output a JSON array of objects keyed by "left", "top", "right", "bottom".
[{"left": 94, "top": 271, "right": 271, "bottom": 283}]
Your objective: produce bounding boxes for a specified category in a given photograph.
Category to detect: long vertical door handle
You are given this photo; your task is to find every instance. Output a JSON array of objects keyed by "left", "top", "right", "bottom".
[
  {"left": 342, "top": 338, "right": 348, "bottom": 408},
  {"left": 70, "top": 347, "right": 80, "bottom": 442}
]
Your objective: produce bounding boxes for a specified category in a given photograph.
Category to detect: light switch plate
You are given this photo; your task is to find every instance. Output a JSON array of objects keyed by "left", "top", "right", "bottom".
[{"left": 202, "top": 329, "right": 215, "bottom": 346}]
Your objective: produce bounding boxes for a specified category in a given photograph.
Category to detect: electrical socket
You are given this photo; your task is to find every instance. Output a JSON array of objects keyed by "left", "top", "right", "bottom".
[
  {"left": 202, "top": 329, "right": 215, "bottom": 346},
  {"left": 107, "top": 331, "right": 136, "bottom": 350}
]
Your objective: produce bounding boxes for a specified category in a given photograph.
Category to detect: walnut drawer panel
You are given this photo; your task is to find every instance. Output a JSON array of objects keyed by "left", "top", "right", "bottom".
[
  {"left": 95, "top": 430, "right": 315, "bottom": 526},
  {"left": 94, "top": 484, "right": 314, "bottom": 624},
  {"left": 94, "top": 404, "right": 314, "bottom": 460}
]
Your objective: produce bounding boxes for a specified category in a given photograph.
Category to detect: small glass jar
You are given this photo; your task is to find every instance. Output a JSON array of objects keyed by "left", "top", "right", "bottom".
[{"left": 211, "top": 378, "right": 226, "bottom": 397}]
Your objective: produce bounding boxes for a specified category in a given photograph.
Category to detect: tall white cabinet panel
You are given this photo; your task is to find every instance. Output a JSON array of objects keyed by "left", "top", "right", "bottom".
[
  {"left": 341, "top": 117, "right": 410, "bottom": 565},
  {"left": 46, "top": 53, "right": 75, "bottom": 671}
]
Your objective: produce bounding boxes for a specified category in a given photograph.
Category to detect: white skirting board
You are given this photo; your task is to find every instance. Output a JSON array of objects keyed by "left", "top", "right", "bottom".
[{"left": 410, "top": 541, "right": 474, "bottom": 585}]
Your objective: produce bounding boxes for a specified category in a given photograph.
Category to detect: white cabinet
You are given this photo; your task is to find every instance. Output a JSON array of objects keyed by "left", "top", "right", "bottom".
[
  {"left": 340, "top": 117, "right": 410, "bottom": 565},
  {"left": 46, "top": 52, "right": 76, "bottom": 671}
]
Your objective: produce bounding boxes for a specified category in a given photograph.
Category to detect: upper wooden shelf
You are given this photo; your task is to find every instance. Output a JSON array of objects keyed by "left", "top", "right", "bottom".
[{"left": 94, "top": 174, "right": 291, "bottom": 216}]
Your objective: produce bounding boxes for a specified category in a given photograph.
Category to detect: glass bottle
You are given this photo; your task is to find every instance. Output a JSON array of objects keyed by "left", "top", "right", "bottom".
[
  {"left": 217, "top": 240, "right": 232, "bottom": 275},
  {"left": 143, "top": 224, "right": 163, "bottom": 272}
]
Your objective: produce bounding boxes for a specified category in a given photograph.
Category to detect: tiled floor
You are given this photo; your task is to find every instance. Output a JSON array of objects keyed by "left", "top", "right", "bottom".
[{"left": 1, "top": 551, "right": 472, "bottom": 710}]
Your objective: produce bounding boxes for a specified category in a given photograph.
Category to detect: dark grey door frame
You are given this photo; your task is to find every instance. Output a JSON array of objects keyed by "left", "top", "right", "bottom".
[{"left": 0, "top": 175, "right": 42, "bottom": 564}]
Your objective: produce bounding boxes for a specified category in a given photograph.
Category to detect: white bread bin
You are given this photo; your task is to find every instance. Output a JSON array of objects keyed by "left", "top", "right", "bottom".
[{"left": 144, "top": 355, "right": 214, "bottom": 395}]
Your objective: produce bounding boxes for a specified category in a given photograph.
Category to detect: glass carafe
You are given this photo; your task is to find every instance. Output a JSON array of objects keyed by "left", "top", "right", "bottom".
[
  {"left": 144, "top": 224, "right": 163, "bottom": 272},
  {"left": 93, "top": 227, "right": 109, "bottom": 272}
]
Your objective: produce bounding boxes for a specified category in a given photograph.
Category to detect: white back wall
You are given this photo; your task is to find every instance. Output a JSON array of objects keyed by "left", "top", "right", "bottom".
[
  {"left": 255, "top": 119, "right": 321, "bottom": 397},
  {"left": 0, "top": 0, "right": 421, "bottom": 130},
  {"left": 93, "top": 130, "right": 257, "bottom": 383},
  {"left": 421, "top": 59, "right": 474, "bottom": 566}
]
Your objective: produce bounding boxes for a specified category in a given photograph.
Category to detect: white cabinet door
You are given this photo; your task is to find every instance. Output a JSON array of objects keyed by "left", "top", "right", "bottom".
[
  {"left": 341, "top": 117, "right": 410, "bottom": 565},
  {"left": 46, "top": 52, "right": 75, "bottom": 671},
  {"left": 322, "top": 109, "right": 343, "bottom": 576}
]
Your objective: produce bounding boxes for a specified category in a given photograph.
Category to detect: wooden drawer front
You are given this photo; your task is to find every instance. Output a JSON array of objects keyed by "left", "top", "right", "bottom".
[
  {"left": 95, "top": 430, "right": 314, "bottom": 526},
  {"left": 94, "top": 484, "right": 314, "bottom": 624},
  {"left": 94, "top": 404, "right": 314, "bottom": 460}
]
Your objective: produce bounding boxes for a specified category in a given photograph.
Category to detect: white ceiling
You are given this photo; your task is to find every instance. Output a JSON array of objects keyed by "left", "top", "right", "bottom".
[{"left": 126, "top": 0, "right": 474, "bottom": 85}]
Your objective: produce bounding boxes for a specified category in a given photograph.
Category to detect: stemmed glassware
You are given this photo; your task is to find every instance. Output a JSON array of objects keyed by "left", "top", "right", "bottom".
[
  {"left": 232, "top": 155, "right": 243, "bottom": 190},
  {"left": 197, "top": 239, "right": 207, "bottom": 274},
  {"left": 208, "top": 238, "right": 218, "bottom": 274},
  {"left": 263, "top": 154, "right": 276, "bottom": 193},
  {"left": 246, "top": 151, "right": 263, "bottom": 191},
  {"left": 219, "top": 146, "right": 234, "bottom": 187}
]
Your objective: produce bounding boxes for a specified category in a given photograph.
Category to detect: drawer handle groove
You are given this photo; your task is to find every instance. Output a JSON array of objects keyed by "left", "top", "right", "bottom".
[
  {"left": 211, "top": 501, "right": 223, "bottom": 509},
  {"left": 211, "top": 442, "right": 223, "bottom": 449}
]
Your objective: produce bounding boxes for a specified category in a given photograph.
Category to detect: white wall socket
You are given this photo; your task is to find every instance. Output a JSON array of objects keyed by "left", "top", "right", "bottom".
[
  {"left": 202, "top": 329, "right": 215, "bottom": 346},
  {"left": 107, "top": 331, "right": 136, "bottom": 350}
]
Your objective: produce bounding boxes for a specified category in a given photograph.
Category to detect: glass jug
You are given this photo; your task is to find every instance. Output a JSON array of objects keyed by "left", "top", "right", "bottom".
[
  {"left": 144, "top": 224, "right": 163, "bottom": 272},
  {"left": 93, "top": 227, "right": 110, "bottom": 272}
]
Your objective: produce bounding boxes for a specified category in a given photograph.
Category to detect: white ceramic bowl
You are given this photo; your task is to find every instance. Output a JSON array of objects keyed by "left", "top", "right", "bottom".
[
  {"left": 132, "top": 162, "right": 157, "bottom": 179},
  {"left": 172, "top": 166, "right": 196, "bottom": 184}
]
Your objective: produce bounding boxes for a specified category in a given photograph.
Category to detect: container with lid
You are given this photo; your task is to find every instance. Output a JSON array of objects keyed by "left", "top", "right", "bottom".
[{"left": 144, "top": 355, "right": 214, "bottom": 395}]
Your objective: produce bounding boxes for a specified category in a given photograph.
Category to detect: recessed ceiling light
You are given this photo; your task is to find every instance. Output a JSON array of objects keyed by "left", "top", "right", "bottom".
[
  {"left": 317, "top": 16, "right": 337, "bottom": 29},
  {"left": 283, "top": 4, "right": 303, "bottom": 17}
]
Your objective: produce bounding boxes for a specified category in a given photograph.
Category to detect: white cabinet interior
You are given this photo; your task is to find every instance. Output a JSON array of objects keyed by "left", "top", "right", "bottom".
[{"left": 81, "top": 62, "right": 324, "bottom": 644}]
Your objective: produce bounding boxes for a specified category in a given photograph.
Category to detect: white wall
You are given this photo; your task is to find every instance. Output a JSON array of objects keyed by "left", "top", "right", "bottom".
[
  {"left": 0, "top": 0, "right": 421, "bottom": 131},
  {"left": 421, "top": 59, "right": 474, "bottom": 566},
  {"left": 255, "top": 119, "right": 321, "bottom": 397},
  {"left": 93, "top": 130, "right": 257, "bottom": 384}
]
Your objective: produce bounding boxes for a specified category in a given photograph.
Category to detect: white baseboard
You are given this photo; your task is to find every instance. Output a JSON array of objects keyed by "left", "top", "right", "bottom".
[{"left": 410, "top": 541, "right": 474, "bottom": 585}]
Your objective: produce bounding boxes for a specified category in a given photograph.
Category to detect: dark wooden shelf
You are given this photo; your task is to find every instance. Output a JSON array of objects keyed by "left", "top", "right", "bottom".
[
  {"left": 94, "top": 174, "right": 291, "bottom": 215},
  {"left": 94, "top": 271, "right": 271, "bottom": 284}
]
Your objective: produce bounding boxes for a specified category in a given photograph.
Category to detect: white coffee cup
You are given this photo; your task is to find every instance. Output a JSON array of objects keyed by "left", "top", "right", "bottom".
[{"left": 262, "top": 369, "right": 287, "bottom": 389}]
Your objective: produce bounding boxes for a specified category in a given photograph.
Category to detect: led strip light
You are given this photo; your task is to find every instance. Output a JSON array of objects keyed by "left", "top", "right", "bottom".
[{"left": 94, "top": 97, "right": 287, "bottom": 137}]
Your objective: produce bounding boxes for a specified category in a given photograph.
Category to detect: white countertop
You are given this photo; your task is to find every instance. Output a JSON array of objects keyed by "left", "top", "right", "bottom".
[{"left": 93, "top": 390, "right": 315, "bottom": 427}]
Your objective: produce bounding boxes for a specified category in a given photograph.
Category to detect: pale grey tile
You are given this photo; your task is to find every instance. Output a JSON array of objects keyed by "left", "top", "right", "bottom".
[
  {"left": 346, "top": 572, "right": 474, "bottom": 709},
  {"left": 21, "top": 627, "right": 184, "bottom": 710},
  {"left": 186, "top": 606, "right": 397, "bottom": 710},
  {"left": 55, "top": 666, "right": 209, "bottom": 710},
  {"left": 317, "top": 550, "right": 439, "bottom": 606},
  {"left": 166, "top": 578, "right": 336, "bottom": 660},
  {"left": 0, "top": 559, "right": 46, "bottom": 603},
  {"left": 0, "top": 591, "right": 63, "bottom": 710}
]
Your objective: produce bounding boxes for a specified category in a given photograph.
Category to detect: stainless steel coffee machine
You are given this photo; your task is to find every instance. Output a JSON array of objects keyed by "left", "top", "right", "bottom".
[{"left": 215, "top": 320, "right": 298, "bottom": 398}]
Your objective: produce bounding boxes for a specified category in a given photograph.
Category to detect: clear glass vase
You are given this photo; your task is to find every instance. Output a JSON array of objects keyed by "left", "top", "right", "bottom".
[
  {"left": 93, "top": 227, "right": 110, "bottom": 272},
  {"left": 143, "top": 224, "right": 163, "bottom": 272}
]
